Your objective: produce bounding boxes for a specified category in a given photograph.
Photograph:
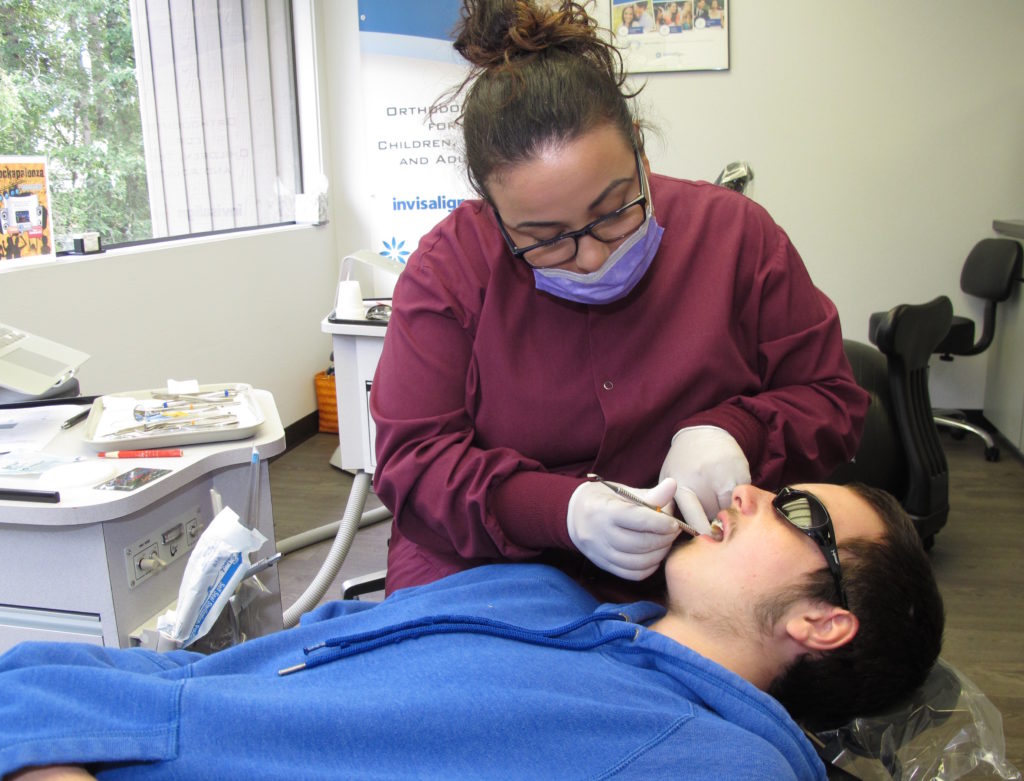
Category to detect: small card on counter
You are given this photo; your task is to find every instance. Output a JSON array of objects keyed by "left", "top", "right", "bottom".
[{"left": 96, "top": 467, "right": 171, "bottom": 492}]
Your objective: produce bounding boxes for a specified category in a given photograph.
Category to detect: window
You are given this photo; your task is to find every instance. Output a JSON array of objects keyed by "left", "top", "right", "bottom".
[{"left": 0, "top": 0, "right": 301, "bottom": 250}]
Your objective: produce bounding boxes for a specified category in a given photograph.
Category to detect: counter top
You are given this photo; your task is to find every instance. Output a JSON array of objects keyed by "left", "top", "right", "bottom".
[
  {"left": 0, "top": 389, "right": 285, "bottom": 526},
  {"left": 993, "top": 219, "right": 1024, "bottom": 239}
]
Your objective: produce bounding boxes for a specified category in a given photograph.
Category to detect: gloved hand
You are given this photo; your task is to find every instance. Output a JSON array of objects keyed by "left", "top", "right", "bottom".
[
  {"left": 567, "top": 477, "right": 680, "bottom": 580},
  {"left": 659, "top": 426, "right": 750, "bottom": 534}
]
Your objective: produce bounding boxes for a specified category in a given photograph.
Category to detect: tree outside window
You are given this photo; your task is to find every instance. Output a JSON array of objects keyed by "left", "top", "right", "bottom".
[
  {"left": 0, "top": 0, "right": 151, "bottom": 246},
  {"left": 0, "top": 0, "right": 299, "bottom": 251}
]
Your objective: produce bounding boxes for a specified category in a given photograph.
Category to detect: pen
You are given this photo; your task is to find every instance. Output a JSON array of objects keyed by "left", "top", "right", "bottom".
[
  {"left": 61, "top": 409, "right": 91, "bottom": 429},
  {"left": 586, "top": 473, "right": 700, "bottom": 537},
  {"left": 98, "top": 449, "right": 184, "bottom": 458},
  {"left": 0, "top": 488, "right": 61, "bottom": 503}
]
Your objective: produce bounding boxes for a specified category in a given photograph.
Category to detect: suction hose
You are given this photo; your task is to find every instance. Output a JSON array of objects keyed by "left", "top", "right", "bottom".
[
  {"left": 276, "top": 505, "right": 392, "bottom": 556},
  {"left": 282, "top": 470, "right": 375, "bottom": 628}
]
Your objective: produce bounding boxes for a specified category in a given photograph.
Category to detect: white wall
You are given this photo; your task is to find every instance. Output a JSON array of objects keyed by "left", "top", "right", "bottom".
[
  {"left": 607, "top": 0, "right": 1024, "bottom": 408},
  {"left": 324, "top": 0, "right": 1024, "bottom": 409},
  {"left": 2, "top": 1, "right": 1022, "bottom": 431},
  {"left": 0, "top": 226, "right": 341, "bottom": 427}
]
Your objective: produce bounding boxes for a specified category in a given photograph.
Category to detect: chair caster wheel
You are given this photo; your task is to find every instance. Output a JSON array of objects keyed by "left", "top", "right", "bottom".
[{"left": 984, "top": 447, "right": 1000, "bottom": 462}]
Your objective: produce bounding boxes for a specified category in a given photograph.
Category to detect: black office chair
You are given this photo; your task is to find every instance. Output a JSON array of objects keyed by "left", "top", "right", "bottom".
[
  {"left": 830, "top": 296, "right": 953, "bottom": 549},
  {"left": 340, "top": 569, "right": 387, "bottom": 600},
  {"left": 931, "top": 238, "right": 1023, "bottom": 462}
]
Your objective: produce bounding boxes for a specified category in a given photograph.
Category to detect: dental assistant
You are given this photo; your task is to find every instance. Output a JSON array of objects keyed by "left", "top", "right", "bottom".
[{"left": 371, "top": 0, "right": 869, "bottom": 601}]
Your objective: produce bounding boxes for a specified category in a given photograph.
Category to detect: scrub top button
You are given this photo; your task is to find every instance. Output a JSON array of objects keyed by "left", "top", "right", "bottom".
[{"left": 602, "top": 381, "right": 614, "bottom": 390}]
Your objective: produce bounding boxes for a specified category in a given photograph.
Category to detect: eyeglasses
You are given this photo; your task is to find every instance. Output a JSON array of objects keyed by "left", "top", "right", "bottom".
[
  {"left": 494, "top": 148, "right": 649, "bottom": 269},
  {"left": 771, "top": 487, "right": 849, "bottom": 610}
]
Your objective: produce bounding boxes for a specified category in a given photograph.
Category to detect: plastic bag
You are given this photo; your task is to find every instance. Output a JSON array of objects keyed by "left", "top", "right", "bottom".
[
  {"left": 815, "top": 658, "right": 1021, "bottom": 780},
  {"left": 157, "top": 507, "right": 266, "bottom": 647}
]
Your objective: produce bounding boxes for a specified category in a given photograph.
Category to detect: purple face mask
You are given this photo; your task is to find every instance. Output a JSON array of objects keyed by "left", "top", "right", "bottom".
[{"left": 532, "top": 210, "right": 664, "bottom": 305}]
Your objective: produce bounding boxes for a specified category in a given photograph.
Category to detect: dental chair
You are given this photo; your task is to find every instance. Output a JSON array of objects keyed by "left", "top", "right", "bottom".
[
  {"left": 820, "top": 297, "right": 1021, "bottom": 778},
  {"left": 831, "top": 295, "right": 953, "bottom": 549}
]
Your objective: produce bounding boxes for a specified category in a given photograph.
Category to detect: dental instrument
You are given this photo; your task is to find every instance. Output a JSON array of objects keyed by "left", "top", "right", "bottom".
[{"left": 586, "top": 473, "right": 699, "bottom": 537}]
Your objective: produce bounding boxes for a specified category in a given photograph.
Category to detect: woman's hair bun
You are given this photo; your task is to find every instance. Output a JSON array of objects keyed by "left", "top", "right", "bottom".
[
  {"left": 440, "top": 0, "right": 638, "bottom": 196},
  {"left": 453, "top": 0, "right": 600, "bottom": 70}
]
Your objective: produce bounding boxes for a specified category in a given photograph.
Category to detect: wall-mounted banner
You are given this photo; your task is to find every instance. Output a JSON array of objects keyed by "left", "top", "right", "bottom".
[
  {"left": 356, "top": 1, "right": 472, "bottom": 267},
  {"left": 611, "top": 0, "right": 729, "bottom": 73}
]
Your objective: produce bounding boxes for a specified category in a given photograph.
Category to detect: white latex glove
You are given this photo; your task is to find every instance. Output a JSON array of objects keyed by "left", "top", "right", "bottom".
[
  {"left": 567, "top": 477, "right": 680, "bottom": 580},
  {"left": 659, "top": 425, "right": 751, "bottom": 534}
]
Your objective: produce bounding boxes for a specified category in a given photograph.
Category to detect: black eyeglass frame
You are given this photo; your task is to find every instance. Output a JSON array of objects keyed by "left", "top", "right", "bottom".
[
  {"left": 772, "top": 486, "right": 849, "bottom": 610},
  {"left": 493, "top": 146, "right": 649, "bottom": 269}
]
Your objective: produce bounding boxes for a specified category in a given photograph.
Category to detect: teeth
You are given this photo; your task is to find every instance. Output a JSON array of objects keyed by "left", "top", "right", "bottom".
[{"left": 710, "top": 518, "right": 724, "bottom": 542}]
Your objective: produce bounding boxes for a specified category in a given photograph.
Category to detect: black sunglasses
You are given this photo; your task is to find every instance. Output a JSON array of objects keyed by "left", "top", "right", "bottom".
[{"left": 772, "top": 487, "right": 848, "bottom": 610}]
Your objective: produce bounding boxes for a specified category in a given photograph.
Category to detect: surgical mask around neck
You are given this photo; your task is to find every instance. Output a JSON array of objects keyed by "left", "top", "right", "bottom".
[{"left": 532, "top": 211, "right": 664, "bottom": 305}]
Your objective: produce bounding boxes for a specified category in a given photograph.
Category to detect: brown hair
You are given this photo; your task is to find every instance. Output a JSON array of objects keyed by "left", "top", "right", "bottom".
[
  {"left": 767, "top": 483, "right": 945, "bottom": 731},
  {"left": 438, "top": 0, "right": 642, "bottom": 198}
]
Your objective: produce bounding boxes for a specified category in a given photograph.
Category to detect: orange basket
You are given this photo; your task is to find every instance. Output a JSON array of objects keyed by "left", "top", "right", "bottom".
[{"left": 315, "top": 371, "right": 338, "bottom": 433}]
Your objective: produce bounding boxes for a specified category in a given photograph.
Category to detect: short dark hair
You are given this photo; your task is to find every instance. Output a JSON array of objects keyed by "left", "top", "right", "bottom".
[
  {"left": 767, "top": 483, "right": 945, "bottom": 731},
  {"left": 441, "top": 0, "right": 641, "bottom": 199}
]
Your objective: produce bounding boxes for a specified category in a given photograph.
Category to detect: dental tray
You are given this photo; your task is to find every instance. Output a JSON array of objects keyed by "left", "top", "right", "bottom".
[{"left": 81, "top": 383, "right": 264, "bottom": 450}]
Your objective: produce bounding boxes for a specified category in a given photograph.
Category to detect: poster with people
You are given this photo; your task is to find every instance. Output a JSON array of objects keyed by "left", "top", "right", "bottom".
[
  {"left": 611, "top": 0, "right": 729, "bottom": 73},
  {"left": 0, "top": 157, "right": 55, "bottom": 265}
]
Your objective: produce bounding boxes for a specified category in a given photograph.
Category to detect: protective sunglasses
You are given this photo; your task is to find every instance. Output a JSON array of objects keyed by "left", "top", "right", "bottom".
[{"left": 772, "top": 487, "right": 849, "bottom": 610}]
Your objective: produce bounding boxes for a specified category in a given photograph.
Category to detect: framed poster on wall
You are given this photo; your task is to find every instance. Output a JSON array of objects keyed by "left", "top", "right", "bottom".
[{"left": 611, "top": 0, "right": 729, "bottom": 74}]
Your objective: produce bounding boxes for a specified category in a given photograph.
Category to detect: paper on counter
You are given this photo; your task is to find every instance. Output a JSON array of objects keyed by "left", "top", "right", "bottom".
[{"left": 0, "top": 405, "right": 84, "bottom": 452}]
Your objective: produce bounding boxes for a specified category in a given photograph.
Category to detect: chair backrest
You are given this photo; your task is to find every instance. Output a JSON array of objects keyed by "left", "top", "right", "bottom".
[
  {"left": 871, "top": 296, "right": 953, "bottom": 544},
  {"left": 960, "top": 238, "right": 1023, "bottom": 302},
  {"left": 830, "top": 340, "right": 908, "bottom": 497},
  {"left": 834, "top": 296, "right": 953, "bottom": 546},
  {"left": 958, "top": 238, "right": 1024, "bottom": 355}
]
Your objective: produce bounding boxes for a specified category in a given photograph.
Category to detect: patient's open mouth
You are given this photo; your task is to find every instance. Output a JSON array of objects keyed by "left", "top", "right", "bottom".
[{"left": 709, "top": 517, "right": 725, "bottom": 542}]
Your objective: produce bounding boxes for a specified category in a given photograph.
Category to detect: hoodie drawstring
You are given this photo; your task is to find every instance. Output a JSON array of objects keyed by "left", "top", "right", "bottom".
[{"left": 278, "top": 611, "right": 638, "bottom": 676}]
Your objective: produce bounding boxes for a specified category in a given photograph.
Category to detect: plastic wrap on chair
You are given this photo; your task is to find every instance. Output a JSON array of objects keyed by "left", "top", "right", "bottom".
[{"left": 815, "top": 658, "right": 1021, "bottom": 780}]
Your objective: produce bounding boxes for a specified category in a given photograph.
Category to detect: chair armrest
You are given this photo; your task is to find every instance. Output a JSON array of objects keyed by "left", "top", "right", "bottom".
[{"left": 340, "top": 569, "right": 387, "bottom": 600}]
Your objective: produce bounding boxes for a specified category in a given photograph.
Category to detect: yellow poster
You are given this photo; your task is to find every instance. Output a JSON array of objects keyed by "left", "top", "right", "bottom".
[{"left": 0, "top": 157, "right": 55, "bottom": 264}]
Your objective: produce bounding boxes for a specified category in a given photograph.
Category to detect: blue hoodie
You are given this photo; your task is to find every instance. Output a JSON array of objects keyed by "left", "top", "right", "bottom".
[{"left": 0, "top": 564, "right": 826, "bottom": 779}]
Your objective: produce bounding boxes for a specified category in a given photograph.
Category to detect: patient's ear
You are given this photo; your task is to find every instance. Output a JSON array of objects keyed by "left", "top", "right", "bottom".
[{"left": 785, "top": 604, "right": 859, "bottom": 652}]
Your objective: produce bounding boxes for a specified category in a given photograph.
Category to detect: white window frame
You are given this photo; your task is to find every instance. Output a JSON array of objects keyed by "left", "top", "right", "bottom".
[
  {"left": 0, "top": 0, "right": 327, "bottom": 273},
  {"left": 129, "top": 0, "right": 324, "bottom": 238}
]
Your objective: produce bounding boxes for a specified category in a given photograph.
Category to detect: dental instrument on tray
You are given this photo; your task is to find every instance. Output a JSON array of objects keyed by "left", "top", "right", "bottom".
[
  {"left": 133, "top": 406, "right": 238, "bottom": 424},
  {"left": 586, "top": 473, "right": 700, "bottom": 537},
  {"left": 110, "top": 413, "right": 240, "bottom": 438},
  {"left": 151, "top": 389, "right": 241, "bottom": 403},
  {"left": 133, "top": 398, "right": 241, "bottom": 422}
]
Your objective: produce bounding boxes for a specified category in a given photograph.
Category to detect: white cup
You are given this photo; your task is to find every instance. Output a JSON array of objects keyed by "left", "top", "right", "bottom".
[{"left": 335, "top": 280, "right": 365, "bottom": 320}]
